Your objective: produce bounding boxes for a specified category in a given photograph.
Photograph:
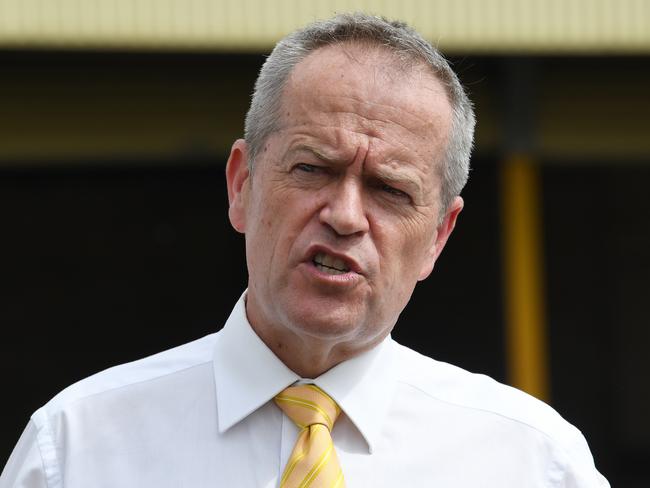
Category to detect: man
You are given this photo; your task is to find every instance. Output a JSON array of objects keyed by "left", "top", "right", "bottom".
[{"left": 1, "top": 13, "right": 608, "bottom": 487}]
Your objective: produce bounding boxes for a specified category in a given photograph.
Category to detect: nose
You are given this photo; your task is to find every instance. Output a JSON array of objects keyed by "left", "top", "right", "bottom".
[{"left": 319, "top": 178, "right": 370, "bottom": 236}]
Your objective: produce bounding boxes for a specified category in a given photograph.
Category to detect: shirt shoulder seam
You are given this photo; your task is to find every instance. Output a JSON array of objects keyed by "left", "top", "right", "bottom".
[
  {"left": 41, "top": 333, "right": 219, "bottom": 416},
  {"left": 51, "top": 358, "right": 213, "bottom": 412},
  {"left": 31, "top": 414, "right": 62, "bottom": 488},
  {"left": 396, "top": 377, "right": 571, "bottom": 481}
]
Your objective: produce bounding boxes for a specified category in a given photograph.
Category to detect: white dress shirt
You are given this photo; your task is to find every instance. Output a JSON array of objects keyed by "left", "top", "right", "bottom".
[{"left": 1, "top": 294, "right": 609, "bottom": 487}]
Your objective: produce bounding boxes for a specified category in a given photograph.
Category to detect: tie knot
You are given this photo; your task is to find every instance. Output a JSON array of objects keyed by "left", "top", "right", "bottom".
[{"left": 274, "top": 384, "right": 341, "bottom": 431}]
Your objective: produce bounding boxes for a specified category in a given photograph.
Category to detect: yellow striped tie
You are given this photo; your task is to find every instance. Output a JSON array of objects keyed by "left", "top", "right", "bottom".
[{"left": 274, "top": 385, "right": 346, "bottom": 488}]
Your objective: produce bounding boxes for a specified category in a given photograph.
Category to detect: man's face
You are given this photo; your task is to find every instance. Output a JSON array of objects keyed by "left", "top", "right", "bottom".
[{"left": 227, "top": 44, "right": 462, "bottom": 357}]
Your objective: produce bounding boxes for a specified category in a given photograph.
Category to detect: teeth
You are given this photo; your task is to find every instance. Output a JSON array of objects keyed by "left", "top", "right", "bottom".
[
  {"left": 313, "top": 252, "right": 350, "bottom": 273},
  {"left": 315, "top": 263, "right": 346, "bottom": 275}
]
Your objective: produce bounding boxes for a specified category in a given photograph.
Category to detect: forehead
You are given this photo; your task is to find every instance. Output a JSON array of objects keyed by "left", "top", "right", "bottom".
[{"left": 278, "top": 43, "right": 452, "bottom": 164}]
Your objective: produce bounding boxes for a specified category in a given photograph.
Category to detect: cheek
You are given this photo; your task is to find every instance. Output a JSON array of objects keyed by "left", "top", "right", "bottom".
[
  {"left": 385, "top": 212, "right": 435, "bottom": 260},
  {"left": 245, "top": 189, "right": 282, "bottom": 264},
  {"left": 370, "top": 216, "right": 436, "bottom": 300},
  {"left": 248, "top": 186, "right": 319, "bottom": 262},
  {"left": 247, "top": 178, "right": 290, "bottom": 231}
]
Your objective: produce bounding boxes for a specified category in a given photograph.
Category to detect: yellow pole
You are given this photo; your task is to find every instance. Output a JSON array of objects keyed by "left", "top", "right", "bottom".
[{"left": 501, "top": 154, "right": 549, "bottom": 401}]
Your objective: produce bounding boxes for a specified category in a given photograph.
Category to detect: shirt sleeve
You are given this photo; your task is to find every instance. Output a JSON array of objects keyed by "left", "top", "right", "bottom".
[
  {"left": 559, "top": 427, "right": 611, "bottom": 488},
  {"left": 0, "top": 421, "right": 49, "bottom": 488}
]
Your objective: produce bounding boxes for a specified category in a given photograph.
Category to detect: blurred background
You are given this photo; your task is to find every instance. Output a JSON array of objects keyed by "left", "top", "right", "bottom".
[{"left": 1, "top": 0, "right": 648, "bottom": 485}]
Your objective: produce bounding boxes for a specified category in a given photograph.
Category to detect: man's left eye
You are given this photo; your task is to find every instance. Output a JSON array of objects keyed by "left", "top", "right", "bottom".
[
  {"left": 295, "top": 163, "right": 318, "bottom": 173},
  {"left": 381, "top": 184, "right": 409, "bottom": 199}
]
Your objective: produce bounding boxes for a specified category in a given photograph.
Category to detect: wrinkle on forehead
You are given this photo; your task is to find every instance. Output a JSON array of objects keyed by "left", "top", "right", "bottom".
[
  {"left": 273, "top": 43, "right": 452, "bottom": 208},
  {"left": 281, "top": 46, "right": 451, "bottom": 152},
  {"left": 317, "top": 94, "right": 444, "bottom": 140},
  {"left": 271, "top": 126, "right": 439, "bottom": 208},
  {"left": 279, "top": 110, "right": 445, "bottom": 187},
  {"left": 277, "top": 122, "right": 427, "bottom": 171},
  {"left": 286, "top": 70, "right": 448, "bottom": 126}
]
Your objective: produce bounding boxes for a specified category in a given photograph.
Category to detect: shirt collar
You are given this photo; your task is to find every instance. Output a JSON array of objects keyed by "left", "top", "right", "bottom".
[
  {"left": 314, "top": 336, "right": 397, "bottom": 454},
  {"left": 212, "top": 292, "right": 398, "bottom": 454},
  {"left": 213, "top": 294, "right": 300, "bottom": 433}
]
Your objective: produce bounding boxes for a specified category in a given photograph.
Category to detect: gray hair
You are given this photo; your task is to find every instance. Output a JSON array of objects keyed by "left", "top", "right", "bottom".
[{"left": 244, "top": 12, "right": 475, "bottom": 212}]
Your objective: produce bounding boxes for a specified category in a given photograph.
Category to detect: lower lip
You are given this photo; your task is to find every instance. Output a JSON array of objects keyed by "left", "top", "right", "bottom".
[{"left": 300, "top": 261, "right": 362, "bottom": 287}]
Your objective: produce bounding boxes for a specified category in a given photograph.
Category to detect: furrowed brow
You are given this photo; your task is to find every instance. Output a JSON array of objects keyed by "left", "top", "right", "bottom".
[
  {"left": 374, "top": 166, "right": 417, "bottom": 188},
  {"left": 287, "top": 144, "right": 343, "bottom": 165}
]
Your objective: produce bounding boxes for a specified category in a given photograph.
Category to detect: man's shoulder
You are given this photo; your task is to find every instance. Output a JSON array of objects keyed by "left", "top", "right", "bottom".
[
  {"left": 391, "top": 341, "right": 589, "bottom": 456},
  {"left": 379, "top": 341, "right": 608, "bottom": 486},
  {"left": 36, "top": 332, "right": 219, "bottom": 420}
]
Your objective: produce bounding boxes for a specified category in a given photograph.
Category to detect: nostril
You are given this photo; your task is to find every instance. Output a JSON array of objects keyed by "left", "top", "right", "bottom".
[{"left": 318, "top": 192, "right": 369, "bottom": 236}]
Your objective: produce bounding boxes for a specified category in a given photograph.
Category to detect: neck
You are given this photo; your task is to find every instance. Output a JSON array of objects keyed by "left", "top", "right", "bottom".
[
  {"left": 251, "top": 320, "right": 366, "bottom": 378},
  {"left": 244, "top": 298, "right": 383, "bottom": 378}
]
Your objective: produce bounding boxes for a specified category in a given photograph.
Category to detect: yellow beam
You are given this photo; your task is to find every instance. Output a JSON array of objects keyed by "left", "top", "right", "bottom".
[
  {"left": 0, "top": 0, "right": 649, "bottom": 53},
  {"left": 501, "top": 154, "right": 549, "bottom": 401}
]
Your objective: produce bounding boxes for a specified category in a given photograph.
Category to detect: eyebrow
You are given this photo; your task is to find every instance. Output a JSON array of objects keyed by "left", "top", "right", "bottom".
[
  {"left": 287, "top": 144, "right": 424, "bottom": 198},
  {"left": 374, "top": 165, "right": 421, "bottom": 193},
  {"left": 287, "top": 144, "right": 342, "bottom": 165}
]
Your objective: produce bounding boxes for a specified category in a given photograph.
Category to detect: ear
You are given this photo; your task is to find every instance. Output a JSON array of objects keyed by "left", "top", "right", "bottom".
[
  {"left": 418, "top": 196, "right": 464, "bottom": 280},
  {"left": 225, "top": 139, "right": 250, "bottom": 234}
]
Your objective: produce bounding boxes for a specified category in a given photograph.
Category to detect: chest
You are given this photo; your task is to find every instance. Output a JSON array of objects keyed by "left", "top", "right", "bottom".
[{"left": 61, "top": 402, "right": 554, "bottom": 487}]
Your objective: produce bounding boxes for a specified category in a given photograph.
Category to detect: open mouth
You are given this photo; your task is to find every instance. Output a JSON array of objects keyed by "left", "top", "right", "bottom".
[{"left": 312, "top": 252, "right": 351, "bottom": 275}]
